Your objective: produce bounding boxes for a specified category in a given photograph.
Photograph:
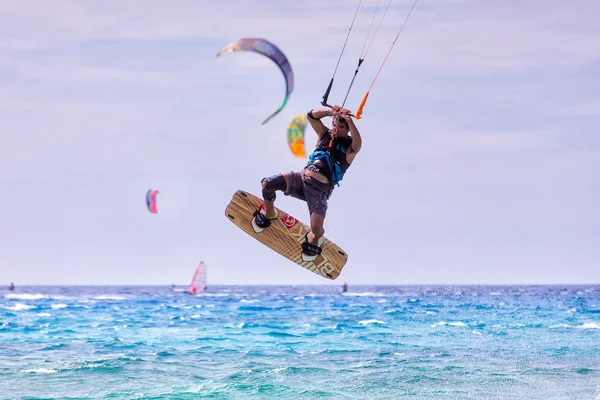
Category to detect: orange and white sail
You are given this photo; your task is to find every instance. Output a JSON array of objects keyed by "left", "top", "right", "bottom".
[{"left": 188, "top": 261, "right": 207, "bottom": 295}]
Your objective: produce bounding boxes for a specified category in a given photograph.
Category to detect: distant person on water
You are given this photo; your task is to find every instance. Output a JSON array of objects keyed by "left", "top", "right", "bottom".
[
  {"left": 9, "top": 282, "right": 15, "bottom": 291},
  {"left": 342, "top": 282, "right": 348, "bottom": 293},
  {"left": 251, "top": 105, "right": 362, "bottom": 261}
]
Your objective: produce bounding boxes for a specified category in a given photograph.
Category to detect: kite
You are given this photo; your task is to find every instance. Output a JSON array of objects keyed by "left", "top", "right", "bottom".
[
  {"left": 217, "top": 38, "right": 294, "bottom": 125},
  {"left": 146, "top": 189, "right": 159, "bottom": 214},
  {"left": 287, "top": 114, "right": 307, "bottom": 158}
]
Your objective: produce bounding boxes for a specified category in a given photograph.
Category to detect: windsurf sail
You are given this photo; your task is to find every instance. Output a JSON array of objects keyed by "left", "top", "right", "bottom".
[{"left": 188, "top": 261, "right": 207, "bottom": 295}]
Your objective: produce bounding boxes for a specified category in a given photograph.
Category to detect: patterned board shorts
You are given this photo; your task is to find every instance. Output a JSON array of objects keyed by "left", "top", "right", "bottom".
[{"left": 285, "top": 169, "right": 333, "bottom": 217}]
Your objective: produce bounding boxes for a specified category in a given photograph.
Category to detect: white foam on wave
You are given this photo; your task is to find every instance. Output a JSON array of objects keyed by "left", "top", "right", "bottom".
[
  {"left": 358, "top": 319, "right": 386, "bottom": 325},
  {"left": 4, "top": 294, "right": 48, "bottom": 300},
  {"left": 21, "top": 368, "right": 58, "bottom": 374},
  {"left": 431, "top": 321, "right": 467, "bottom": 328},
  {"left": 92, "top": 295, "right": 127, "bottom": 300},
  {"left": 578, "top": 322, "right": 600, "bottom": 330},
  {"left": 3, "top": 293, "right": 73, "bottom": 303},
  {"left": 550, "top": 322, "right": 600, "bottom": 330},
  {"left": 3, "top": 303, "right": 35, "bottom": 311},
  {"left": 7, "top": 294, "right": 74, "bottom": 301},
  {"left": 343, "top": 292, "right": 384, "bottom": 297},
  {"left": 51, "top": 304, "right": 68, "bottom": 309}
]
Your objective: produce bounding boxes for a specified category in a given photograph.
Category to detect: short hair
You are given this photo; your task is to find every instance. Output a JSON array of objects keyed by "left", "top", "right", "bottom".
[{"left": 335, "top": 116, "right": 349, "bottom": 129}]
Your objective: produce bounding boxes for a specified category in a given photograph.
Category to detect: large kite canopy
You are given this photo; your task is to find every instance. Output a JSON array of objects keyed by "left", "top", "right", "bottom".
[{"left": 217, "top": 38, "right": 294, "bottom": 125}]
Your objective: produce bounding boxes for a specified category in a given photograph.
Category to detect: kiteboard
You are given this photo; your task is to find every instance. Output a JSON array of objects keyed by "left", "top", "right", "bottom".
[{"left": 225, "top": 190, "right": 348, "bottom": 280}]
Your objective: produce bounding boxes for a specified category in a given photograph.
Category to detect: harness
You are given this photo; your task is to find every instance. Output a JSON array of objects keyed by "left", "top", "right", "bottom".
[{"left": 306, "top": 132, "right": 351, "bottom": 187}]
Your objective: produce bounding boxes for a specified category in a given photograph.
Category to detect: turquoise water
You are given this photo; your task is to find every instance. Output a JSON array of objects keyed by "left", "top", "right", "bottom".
[{"left": 1, "top": 285, "right": 600, "bottom": 399}]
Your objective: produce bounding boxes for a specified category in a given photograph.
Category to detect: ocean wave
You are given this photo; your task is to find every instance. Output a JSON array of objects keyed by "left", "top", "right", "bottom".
[
  {"left": 431, "top": 321, "right": 467, "bottom": 328},
  {"left": 21, "top": 368, "right": 58, "bottom": 374},
  {"left": 358, "top": 319, "right": 386, "bottom": 326},
  {"left": 3, "top": 303, "right": 36, "bottom": 311}
]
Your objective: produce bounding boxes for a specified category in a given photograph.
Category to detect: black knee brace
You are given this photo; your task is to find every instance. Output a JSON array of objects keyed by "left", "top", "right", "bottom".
[{"left": 262, "top": 174, "right": 287, "bottom": 202}]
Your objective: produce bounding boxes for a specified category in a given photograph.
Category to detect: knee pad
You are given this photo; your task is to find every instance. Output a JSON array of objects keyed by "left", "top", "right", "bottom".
[{"left": 261, "top": 174, "right": 286, "bottom": 202}]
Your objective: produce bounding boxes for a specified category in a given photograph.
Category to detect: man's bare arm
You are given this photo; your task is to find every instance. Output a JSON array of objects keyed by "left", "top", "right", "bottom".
[{"left": 307, "top": 108, "right": 334, "bottom": 139}]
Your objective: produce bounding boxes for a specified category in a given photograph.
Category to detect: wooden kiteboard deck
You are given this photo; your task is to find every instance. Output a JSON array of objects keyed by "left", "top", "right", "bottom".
[{"left": 224, "top": 190, "right": 348, "bottom": 280}]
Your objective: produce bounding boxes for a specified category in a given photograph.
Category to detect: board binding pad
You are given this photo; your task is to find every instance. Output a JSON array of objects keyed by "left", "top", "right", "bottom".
[{"left": 225, "top": 190, "right": 348, "bottom": 280}]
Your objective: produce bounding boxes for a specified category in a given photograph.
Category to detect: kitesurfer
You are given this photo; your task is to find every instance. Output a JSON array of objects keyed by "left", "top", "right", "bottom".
[{"left": 251, "top": 105, "right": 362, "bottom": 261}]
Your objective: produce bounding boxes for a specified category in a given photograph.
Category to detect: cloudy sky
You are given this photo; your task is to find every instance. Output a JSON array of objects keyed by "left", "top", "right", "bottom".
[{"left": 1, "top": 0, "right": 598, "bottom": 286}]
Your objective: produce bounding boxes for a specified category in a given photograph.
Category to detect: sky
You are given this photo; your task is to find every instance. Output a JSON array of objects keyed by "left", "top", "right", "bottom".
[{"left": 1, "top": 0, "right": 599, "bottom": 286}]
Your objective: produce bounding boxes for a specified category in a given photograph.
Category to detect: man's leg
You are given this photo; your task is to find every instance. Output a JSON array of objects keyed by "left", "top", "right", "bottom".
[
  {"left": 301, "top": 212, "right": 326, "bottom": 261},
  {"left": 301, "top": 179, "right": 329, "bottom": 260},
  {"left": 261, "top": 173, "right": 289, "bottom": 219},
  {"left": 252, "top": 173, "right": 290, "bottom": 233},
  {"left": 307, "top": 212, "right": 325, "bottom": 246}
]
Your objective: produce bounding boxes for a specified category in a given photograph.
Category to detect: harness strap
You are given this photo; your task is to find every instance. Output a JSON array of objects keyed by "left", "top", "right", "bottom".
[{"left": 307, "top": 150, "right": 342, "bottom": 187}]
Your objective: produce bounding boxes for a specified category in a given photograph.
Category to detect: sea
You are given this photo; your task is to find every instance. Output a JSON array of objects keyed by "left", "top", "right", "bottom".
[{"left": 1, "top": 285, "right": 599, "bottom": 399}]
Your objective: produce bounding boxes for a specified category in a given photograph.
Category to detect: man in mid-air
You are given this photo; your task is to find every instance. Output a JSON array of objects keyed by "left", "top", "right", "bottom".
[{"left": 251, "top": 105, "right": 362, "bottom": 261}]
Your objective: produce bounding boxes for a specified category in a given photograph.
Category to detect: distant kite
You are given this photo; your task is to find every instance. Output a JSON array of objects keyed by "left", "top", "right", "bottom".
[
  {"left": 217, "top": 38, "right": 294, "bottom": 125},
  {"left": 287, "top": 114, "right": 307, "bottom": 158},
  {"left": 146, "top": 189, "right": 159, "bottom": 214}
]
